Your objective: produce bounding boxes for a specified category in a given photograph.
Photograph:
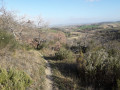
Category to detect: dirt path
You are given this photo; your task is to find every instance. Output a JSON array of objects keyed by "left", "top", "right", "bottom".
[
  {"left": 44, "top": 60, "right": 53, "bottom": 90},
  {"left": 39, "top": 52, "right": 57, "bottom": 90}
]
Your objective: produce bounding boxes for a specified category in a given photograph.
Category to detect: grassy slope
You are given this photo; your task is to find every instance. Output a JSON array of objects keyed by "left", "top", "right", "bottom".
[
  {"left": 0, "top": 30, "right": 47, "bottom": 89},
  {"left": 0, "top": 49, "right": 46, "bottom": 89}
]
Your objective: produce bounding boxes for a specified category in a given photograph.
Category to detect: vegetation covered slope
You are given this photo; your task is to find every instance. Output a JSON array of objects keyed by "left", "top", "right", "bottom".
[{"left": 0, "top": 29, "right": 46, "bottom": 90}]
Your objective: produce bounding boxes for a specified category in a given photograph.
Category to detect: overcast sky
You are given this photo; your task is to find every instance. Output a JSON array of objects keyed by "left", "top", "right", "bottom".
[{"left": 2, "top": 0, "right": 120, "bottom": 26}]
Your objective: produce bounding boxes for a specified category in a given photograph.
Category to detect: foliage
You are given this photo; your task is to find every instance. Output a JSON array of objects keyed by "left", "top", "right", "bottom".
[
  {"left": 76, "top": 51, "right": 86, "bottom": 69},
  {"left": 0, "top": 30, "right": 19, "bottom": 50},
  {"left": 0, "top": 67, "right": 32, "bottom": 90},
  {"left": 77, "top": 48, "right": 120, "bottom": 89},
  {"left": 107, "top": 48, "right": 117, "bottom": 57},
  {"left": 55, "top": 48, "right": 74, "bottom": 61},
  {"left": 78, "top": 24, "right": 99, "bottom": 30}
]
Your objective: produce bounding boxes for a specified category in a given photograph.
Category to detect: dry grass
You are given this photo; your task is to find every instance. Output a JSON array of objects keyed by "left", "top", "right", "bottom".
[{"left": 0, "top": 48, "right": 46, "bottom": 90}]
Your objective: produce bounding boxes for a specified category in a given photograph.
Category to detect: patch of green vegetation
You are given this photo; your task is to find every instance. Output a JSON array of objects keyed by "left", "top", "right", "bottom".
[
  {"left": 79, "top": 24, "right": 99, "bottom": 30},
  {"left": 49, "top": 29, "right": 58, "bottom": 33},
  {"left": 55, "top": 47, "right": 75, "bottom": 61},
  {"left": 0, "top": 67, "right": 32, "bottom": 90},
  {"left": 76, "top": 47, "right": 120, "bottom": 89},
  {"left": 0, "top": 30, "right": 18, "bottom": 50}
]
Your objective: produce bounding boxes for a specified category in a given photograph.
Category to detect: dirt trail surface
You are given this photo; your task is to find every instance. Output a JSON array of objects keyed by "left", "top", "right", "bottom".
[
  {"left": 44, "top": 60, "right": 53, "bottom": 90},
  {"left": 38, "top": 52, "right": 53, "bottom": 90}
]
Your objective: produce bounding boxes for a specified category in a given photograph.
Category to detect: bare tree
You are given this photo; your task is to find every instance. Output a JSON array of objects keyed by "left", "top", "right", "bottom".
[
  {"left": 33, "top": 16, "right": 49, "bottom": 49},
  {"left": 0, "top": 1, "right": 49, "bottom": 47}
]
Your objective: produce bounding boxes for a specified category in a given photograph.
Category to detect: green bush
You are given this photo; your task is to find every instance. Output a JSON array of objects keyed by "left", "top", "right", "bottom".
[
  {"left": 77, "top": 48, "right": 120, "bottom": 89},
  {"left": 76, "top": 51, "right": 86, "bottom": 69},
  {"left": 55, "top": 48, "right": 74, "bottom": 61},
  {"left": 0, "top": 30, "right": 19, "bottom": 50},
  {"left": 0, "top": 68, "right": 32, "bottom": 90}
]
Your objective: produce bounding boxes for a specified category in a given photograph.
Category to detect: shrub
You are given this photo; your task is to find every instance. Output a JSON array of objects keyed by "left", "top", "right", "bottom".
[
  {"left": 55, "top": 48, "right": 74, "bottom": 61},
  {"left": 0, "top": 30, "right": 12, "bottom": 48},
  {"left": 86, "top": 49, "right": 108, "bottom": 71},
  {"left": 76, "top": 51, "right": 86, "bottom": 69},
  {"left": 77, "top": 48, "right": 120, "bottom": 89},
  {"left": 107, "top": 48, "right": 117, "bottom": 57},
  {"left": 0, "top": 30, "right": 19, "bottom": 50},
  {"left": 0, "top": 67, "right": 32, "bottom": 90}
]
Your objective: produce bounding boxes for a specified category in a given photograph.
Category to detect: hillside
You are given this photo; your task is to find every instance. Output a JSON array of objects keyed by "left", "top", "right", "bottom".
[{"left": 0, "top": 5, "right": 120, "bottom": 90}]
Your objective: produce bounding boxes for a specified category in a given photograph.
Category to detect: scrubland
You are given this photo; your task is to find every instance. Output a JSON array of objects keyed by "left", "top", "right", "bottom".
[{"left": 0, "top": 6, "right": 120, "bottom": 90}]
